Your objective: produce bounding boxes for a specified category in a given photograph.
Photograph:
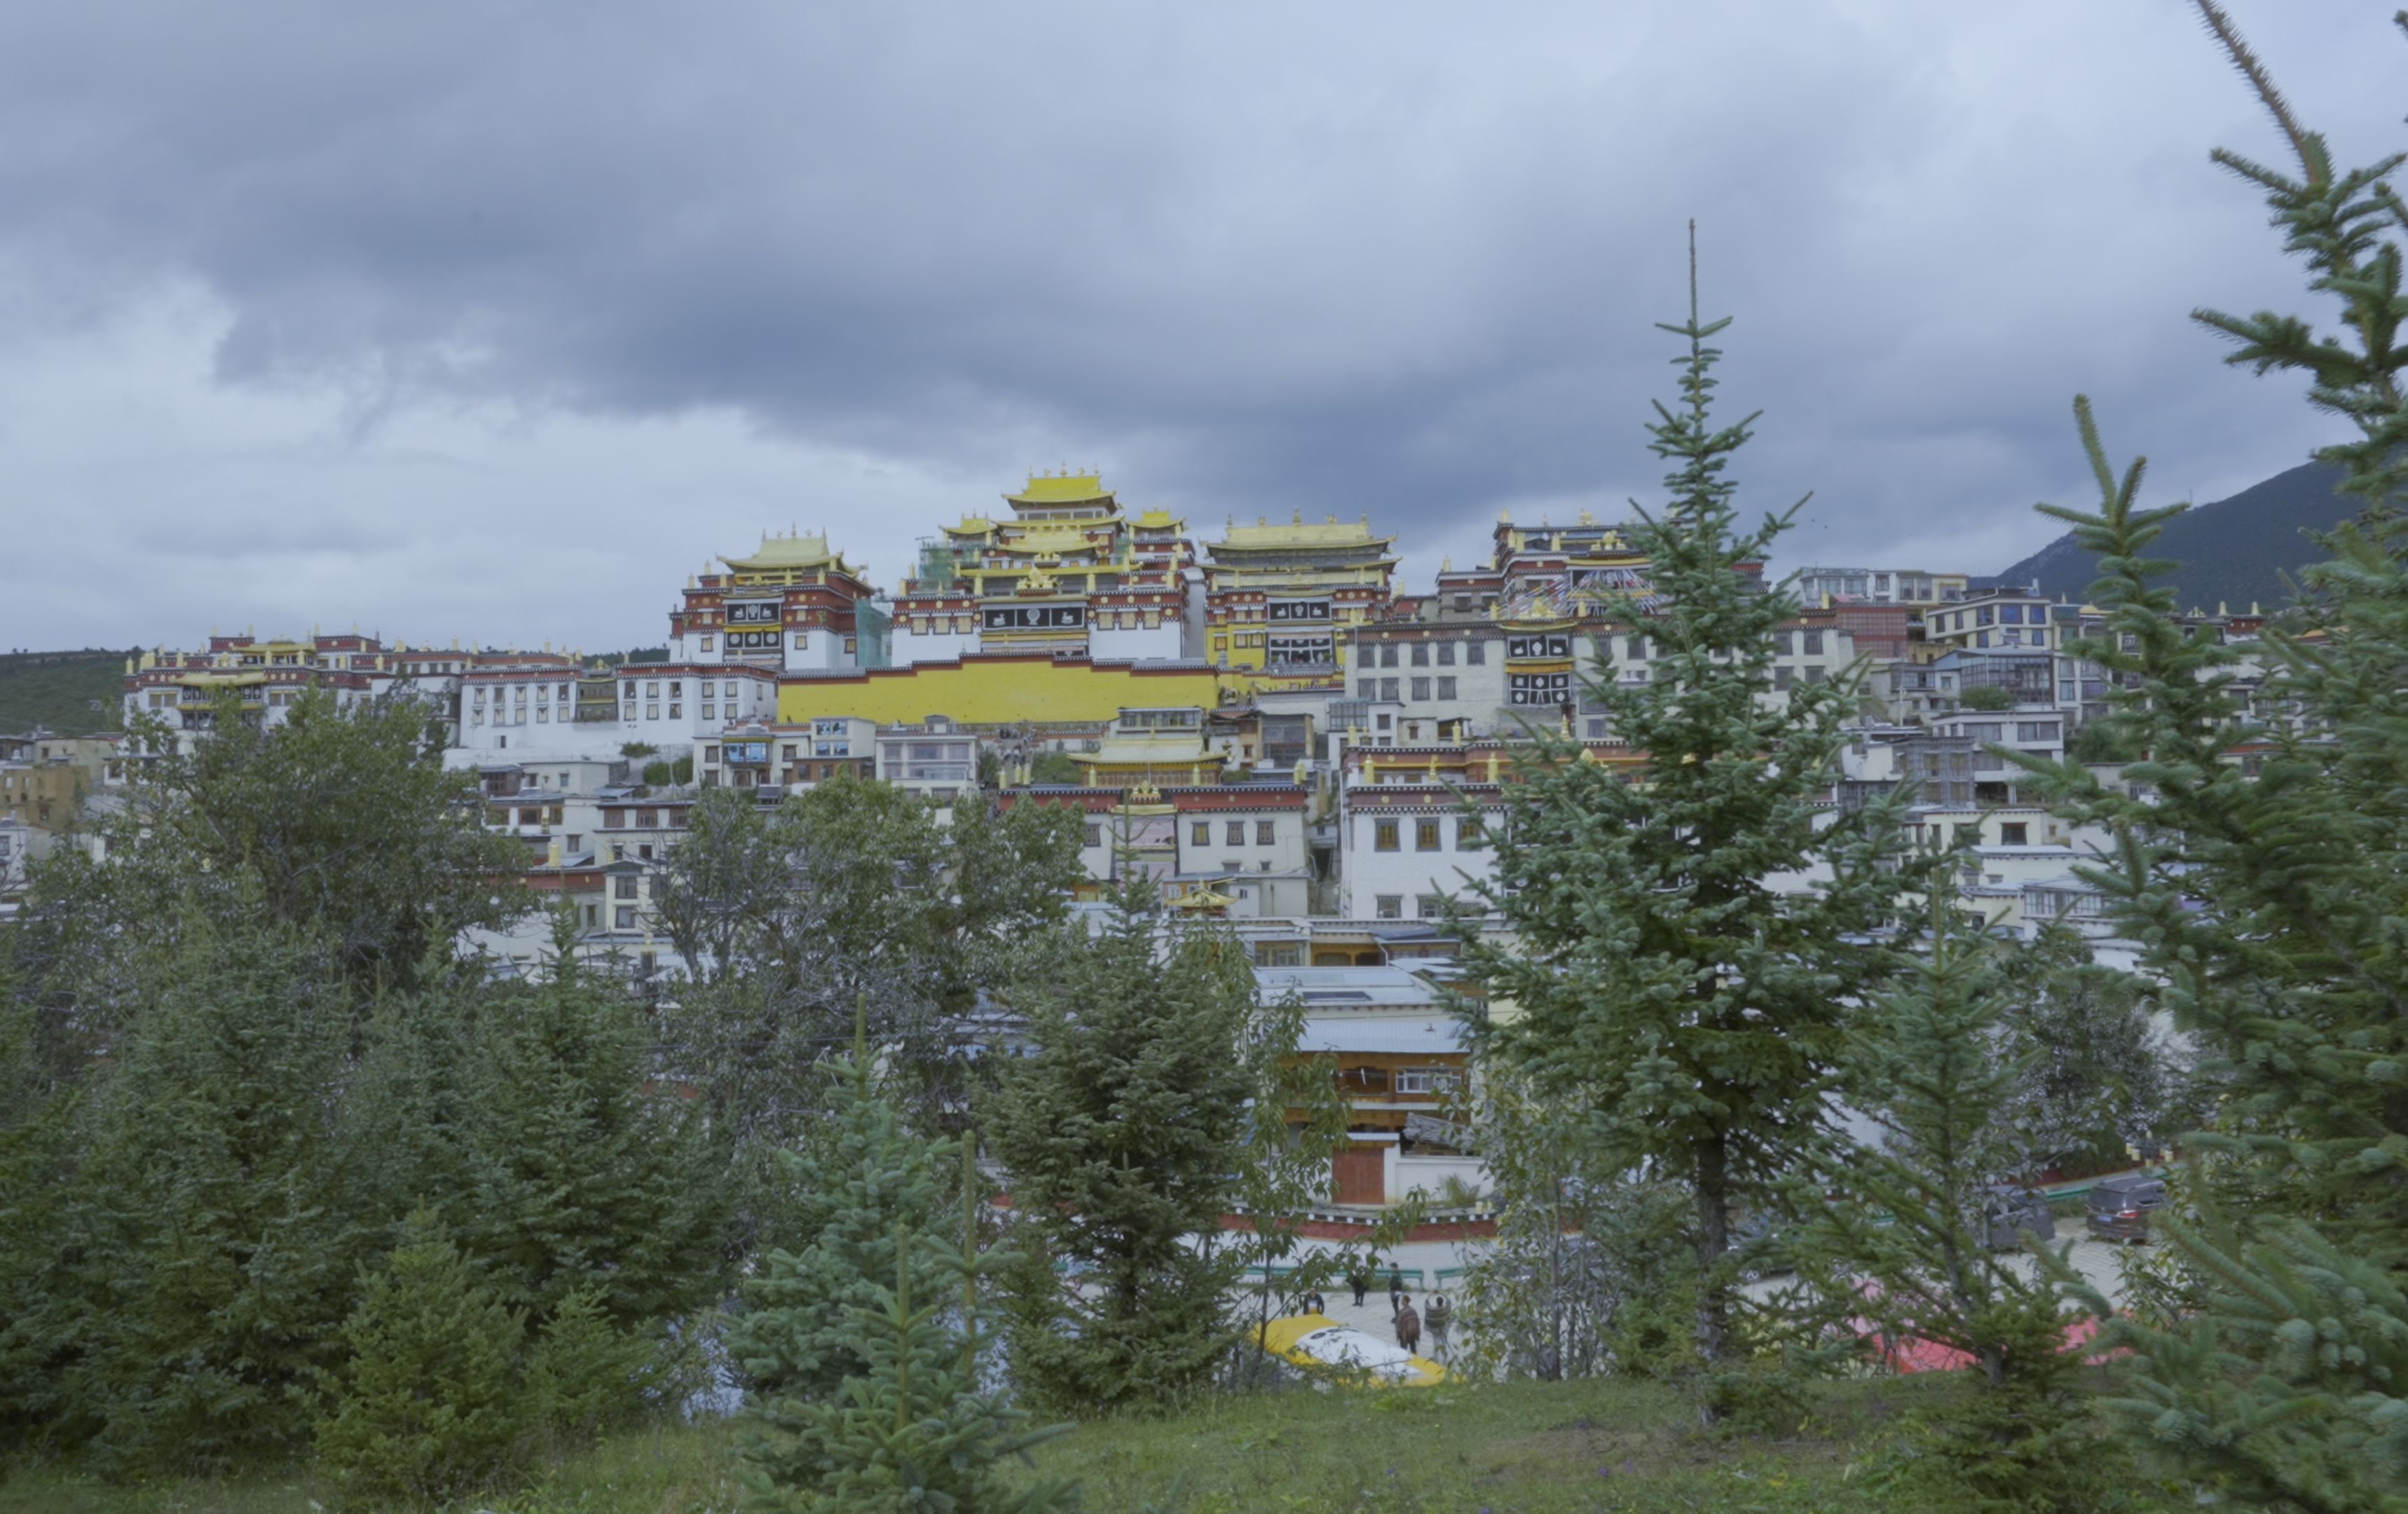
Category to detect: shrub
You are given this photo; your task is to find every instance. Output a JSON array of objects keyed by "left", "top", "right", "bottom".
[{"left": 314, "top": 1213, "right": 531, "bottom": 1507}]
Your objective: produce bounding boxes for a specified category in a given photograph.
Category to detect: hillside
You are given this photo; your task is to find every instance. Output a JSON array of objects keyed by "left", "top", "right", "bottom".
[
  {"left": 1990, "top": 461, "right": 2360, "bottom": 610},
  {"left": 0, "top": 1372, "right": 2182, "bottom": 1513},
  {"left": 0, "top": 648, "right": 128, "bottom": 735}
]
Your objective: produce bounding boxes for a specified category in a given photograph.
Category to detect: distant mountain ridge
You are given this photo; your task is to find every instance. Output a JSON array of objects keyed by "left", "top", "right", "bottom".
[{"left": 1988, "top": 461, "right": 2359, "bottom": 611}]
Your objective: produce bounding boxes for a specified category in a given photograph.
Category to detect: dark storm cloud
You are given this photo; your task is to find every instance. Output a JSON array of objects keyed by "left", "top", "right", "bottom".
[{"left": 0, "top": 1, "right": 2398, "bottom": 650}]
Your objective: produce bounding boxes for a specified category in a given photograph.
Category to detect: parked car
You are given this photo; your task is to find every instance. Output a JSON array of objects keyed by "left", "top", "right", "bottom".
[
  {"left": 2085, "top": 1173, "right": 2169, "bottom": 1243},
  {"left": 1258, "top": 1313, "right": 1449, "bottom": 1388},
  {"left": 1983, "top": 1185, "right": 2057, "bottom": 1249}
]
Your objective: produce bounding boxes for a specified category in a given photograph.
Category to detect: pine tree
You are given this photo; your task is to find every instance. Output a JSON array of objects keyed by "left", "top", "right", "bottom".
[
  {"left": 524, "top": 1283, "right": 664, "bottom": 1446},
  {"left": 0, "top": 956, "right": 81, "bottom": 1447},
  {"left": 737, "top": 1023, "right": 1073, "bottom": 1513},
  {"left": 1458, "top": 239, "right": 1918, "bottom": 1370},
  {"left": 729, "top": 1010, "right": 962, "bottom": 1406},
  {"left": 742, "top": 1224, "right": 1075, "bottom": 1514},
  {"left": 1996, "top": 925, "right": 2191, "bottom": 1178},
  {"left": 449, "top": 930, "right": 733, "bottom": 1335},
  {"left": 2016, "top": 8, "right": 2408, "bottom": 1506},
  {"left": 68, "top": 911, "right": 364, "bottom": 1473},
  {"left": 1792, "top": 889, "right": 2104, "bottom": 1510},
  {"left": 990, "top": 880, "right": 1256, "bottom": 1414},
  {"left": 313, "top": 1209, "right": 531, "bottom": 1507}
]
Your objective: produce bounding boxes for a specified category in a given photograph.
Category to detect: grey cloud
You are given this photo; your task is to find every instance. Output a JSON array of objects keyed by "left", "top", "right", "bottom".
[{"left": 0, "top": 0, "right": 2399, "bottom": 654}]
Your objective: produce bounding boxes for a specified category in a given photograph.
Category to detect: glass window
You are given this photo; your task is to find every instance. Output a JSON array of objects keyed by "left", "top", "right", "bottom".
[
  {"left": 1802, "top": 630, "right": 1824, "bottom": 655},
  {"left": 1380, "top": 645, "right": 1398, "bottom": 668},
  {"left": 1458, "top": 818, "right": 1486, "bottom": 850},
  {"left": 1375, "top": 894, "right": 1402, "bottom": 919},
  {"left": 1411, "top": 678, "right": 1431, "bottom": 701},
  {"left": 1227, "top": 821, "right": 1246, "bottom": 846},
  {"left": 1411, "top": 643, "right": 1430, "bottom": 667},
  {"left": 1357, "top": 643, "right": 1374, "bottom": 667},
  {"left": 1437, "top": 642, "right": 1456, "bottom": 666},
  {"left": 1256, "top": 820, "right": 1275, "bottom": 845},
  {"left": 1374, "top": 819, "right": 1400, "bottom": 852},
  {"left": 1359, "top": 679, "right": 1378, "bottom": 700},
  {"left": 1437, "top": 677, "right": 1457, "bottom": 700},
  {"left": 699, "top": 635, "right": 713, "bottom": 651},
  {"left": 1416, "top": 819, "right": 1442, "bottom": 851},
  {"left": 1381, "top": 678, "right": 1399, "bottom": 701},
  {"left": 1416, "top": 894, "right": 1446, "bottom": 918},
  {"left": 1083, "top": 823, "right": 1103, "bottom": 847},
  {"left": 1191, "top": 821, "right": 1210, "bottom": 845},
  {"left": 615, "top": 906, "right": 636, "bottom": 929},
  {"left": 1466, "top": 641, "right": 1485, "bottom": 665}
]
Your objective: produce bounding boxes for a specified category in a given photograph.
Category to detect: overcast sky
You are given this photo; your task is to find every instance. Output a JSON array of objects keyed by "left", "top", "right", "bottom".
[{"left": 1, "top": 1, "right": 2396, "bottom": 655}]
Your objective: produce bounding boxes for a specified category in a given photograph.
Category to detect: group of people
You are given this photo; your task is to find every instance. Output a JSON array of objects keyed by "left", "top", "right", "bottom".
[{"left": 1311, "top": 1263, "right": 1450, "bottom": 1360}]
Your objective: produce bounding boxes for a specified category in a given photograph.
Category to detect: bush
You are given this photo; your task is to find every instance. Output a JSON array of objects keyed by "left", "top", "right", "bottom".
[
  {"left": 314, "top": 1213, "right": 531, "bottom": 1507},
  {"left": 526, "top": 1286, "right": 666, "bottom": 1445},
  {"left": 1959, "top": 683, "right": 2014, "bottom": 711}
]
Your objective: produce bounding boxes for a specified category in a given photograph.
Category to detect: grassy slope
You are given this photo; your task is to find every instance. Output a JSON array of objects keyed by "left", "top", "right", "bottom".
[
  {"left": 0, "top": 650, "right": 128, "bottom": 735},
  {"left": 0, "top": 1373, "right": 2180, "bottom": 1514}
]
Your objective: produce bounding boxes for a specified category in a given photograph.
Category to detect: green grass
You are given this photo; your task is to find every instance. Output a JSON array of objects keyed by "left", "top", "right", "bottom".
[
  {"left": 0, "top": 649, "right": 130, "bottom": 735},
  {"left": 0, "top": 1375, "right": 2180, "bottom": 1513}
]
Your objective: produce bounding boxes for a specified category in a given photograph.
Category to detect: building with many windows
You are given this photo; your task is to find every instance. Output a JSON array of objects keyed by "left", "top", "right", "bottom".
[
  {"left": 1199, "top": 514, "right": 1397, "bottom": 693},
  {"left": 889, "top": 473, "right": 1199, "bottom": 667},
  {"left": 666, "top": 531, "right": 883, "bottom": 674}
]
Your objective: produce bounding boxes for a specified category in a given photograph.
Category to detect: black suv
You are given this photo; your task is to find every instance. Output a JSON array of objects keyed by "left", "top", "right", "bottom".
[{"left": 2085, "top": 1173, "right": 2168, "bottom": 1243}]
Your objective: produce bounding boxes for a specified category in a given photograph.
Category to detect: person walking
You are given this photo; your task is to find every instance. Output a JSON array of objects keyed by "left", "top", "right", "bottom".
[
  {"left": 1395, "top": 1299, "right": 1422, "bottom": 1355},
  {"left": 1423, "top": 1295, "right": 1453, "bottom": 1358},
  {"left": 1386, "top": 1263, "right": 1405, "bottom": 1314},
  {"left": 1348, "top": 1265, "right": 1370, "bottom": 1309}
]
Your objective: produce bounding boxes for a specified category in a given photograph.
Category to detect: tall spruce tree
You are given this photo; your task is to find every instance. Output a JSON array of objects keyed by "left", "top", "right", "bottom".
[
  {"left": 730, "top": 1009, "right": 962, "bottom": 1405},
  {"left": 1791, "top": 888, "right": 2105, "bottom": 1510},
  {"left": 0, "top": 949, "right": 81, "bottom": 1447},
  {"left": 1458, "top": 242, "right": 1917, "bottom": 1368},
  {"left": 313, "top": 1209, "right": 531, "bottom": 1506},
  {"left": 449, "top": 927, "right": 733, "bottom": 1335},
  {"left": 67, "top": 910, "right": 364, "bottom": 1473},
  {"left": 743, "top": 1224, "right": 1075, "bottom": 1514},
  {"left": 989, "top": 880, "right": 1255, "bottom": 1414},
  {"left": 2020, "top": 7, "right": 2408, "bottom": 1506},
  {"left": 737, "top": 1021, "right": 1073, "bottom": 1513}
]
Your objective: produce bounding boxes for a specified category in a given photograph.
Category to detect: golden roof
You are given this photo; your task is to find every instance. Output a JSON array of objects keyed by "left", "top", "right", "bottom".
[
  {"left": 1007, "top": 472, "right": 1114, "bottom": 505},
  {"left": 1215, "top": 517, "right": 1393, "bottom": 551},
  {"left": 720, "top": 531, "right": 856, "bottom": 575}
]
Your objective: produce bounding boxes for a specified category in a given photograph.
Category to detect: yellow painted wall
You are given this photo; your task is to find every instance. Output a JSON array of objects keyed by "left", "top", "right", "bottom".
[{"left": 777, "top": 655, "right": 1224, "bottom": 726}]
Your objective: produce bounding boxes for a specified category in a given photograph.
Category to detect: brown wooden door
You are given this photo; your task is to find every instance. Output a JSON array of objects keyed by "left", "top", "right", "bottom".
[{"left": 1334, "top": 1150, "right": 1385, "bottom": 1206}]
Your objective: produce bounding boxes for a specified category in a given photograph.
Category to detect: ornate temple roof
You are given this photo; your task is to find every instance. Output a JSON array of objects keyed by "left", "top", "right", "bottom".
[
  {"left": 719, "top": 531, "right": 861, "bottom": 578},
  {"left": 1006, "top": 472, "right": 1117, "bottom": 507}
]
